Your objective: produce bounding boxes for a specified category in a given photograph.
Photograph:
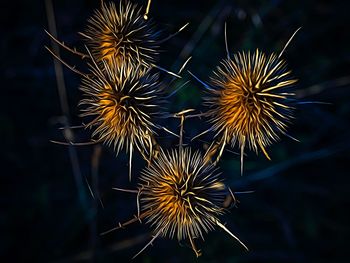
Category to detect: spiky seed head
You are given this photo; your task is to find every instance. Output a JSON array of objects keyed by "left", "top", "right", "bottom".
[
  {"left": 79, "top": 58, "right": 164, "bottom": 157},
  {"left": 139, "top": 148, "right": 227, "bottom": 245},
  {"left": 83, "top": 1, "right": 160, "bottom": 67},
  {"left": 206, "top": 49, "right": 298, "bottom": 159}
]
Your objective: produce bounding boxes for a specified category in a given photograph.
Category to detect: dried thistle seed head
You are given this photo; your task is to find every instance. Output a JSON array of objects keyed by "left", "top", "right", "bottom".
[
  {"left": 83, "top": 1, "right": 160, "bottom": 67},
  {"left": 79, "top": 58, "right": 164, "bottom": 162},
  {"left": 206, "top": 49, "right": 298, "bottom": 160},
  {"left": 139, "top": 147, "right": 247, "bottom": 256}
]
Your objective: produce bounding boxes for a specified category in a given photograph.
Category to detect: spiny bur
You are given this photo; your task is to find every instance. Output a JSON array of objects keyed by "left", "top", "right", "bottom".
[
  {"left": 205, "top": 49, "right": 297, "bottom": 167},
  {"left": 79, "top": 57, "right": 164, "bottom": 179},
  {"left": 82, "top": 1, "right": 160, "bottom": 68},
  {"left": 110, "top": 147, "right": 248, "bottom": 258}
]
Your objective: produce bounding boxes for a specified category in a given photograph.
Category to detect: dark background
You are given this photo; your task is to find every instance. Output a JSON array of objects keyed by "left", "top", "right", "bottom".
[{"left": 1, "top": 0, "right": 350, "bottom": 262}]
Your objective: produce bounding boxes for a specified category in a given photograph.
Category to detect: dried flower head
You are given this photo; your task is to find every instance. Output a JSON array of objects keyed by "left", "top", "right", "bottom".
[
  {"left": 205, "top": 49, "right": 297, "bottom": 163},
  {"left": 79, "top": 58, "right": 164, "bottom": 178},
  {"left": 82, "top": 1, "right": 160, "bottom": 67},
  {"left": 136, "top": 147, "right": 247, "bottom": 257}
]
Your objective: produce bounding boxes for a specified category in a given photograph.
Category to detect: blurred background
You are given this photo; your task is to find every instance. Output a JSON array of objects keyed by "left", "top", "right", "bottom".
[{"left": 1, "top": 0, "right": 350, "bottom": 262}]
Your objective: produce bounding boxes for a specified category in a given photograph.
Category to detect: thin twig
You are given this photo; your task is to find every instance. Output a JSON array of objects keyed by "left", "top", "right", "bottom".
[
  {"left": 44, "top": 29, "right": 88, "bottom": 58},
  {"left": 45, "top": 46, "right": 88, "bottom": 78}
]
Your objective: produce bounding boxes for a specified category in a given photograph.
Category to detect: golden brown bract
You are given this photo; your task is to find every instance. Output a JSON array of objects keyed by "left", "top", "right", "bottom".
[
  {"left": 79, "top": 58, "right": 164, "bottom": 164},
  {"left": 206, "top": 49, "right": 298, "bottom": 160},
  {"left": 137, "top": 147, "right": 247, "bottom": 256},
  {"left": 106, "top": 147, "right": 248, "bottom": 258},
  {"left": 83, "top": 1, "right": 160, "bottom": 68}
]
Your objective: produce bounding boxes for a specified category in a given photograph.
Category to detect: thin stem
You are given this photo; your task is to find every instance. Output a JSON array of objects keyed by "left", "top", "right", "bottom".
[{"left": 144, "top": 0, "right": 152, "bottom": 20}]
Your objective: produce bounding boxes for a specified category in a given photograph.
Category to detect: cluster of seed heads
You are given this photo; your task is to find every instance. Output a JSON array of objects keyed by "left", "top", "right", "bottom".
[{"left": 47, "top": 0, "right": 299, "bottom": 258}]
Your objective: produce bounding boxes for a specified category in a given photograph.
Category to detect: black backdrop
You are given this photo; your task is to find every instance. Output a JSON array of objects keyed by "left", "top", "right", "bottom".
[{"left": 1, "top": 0, "right": 350, "bottom": 262}]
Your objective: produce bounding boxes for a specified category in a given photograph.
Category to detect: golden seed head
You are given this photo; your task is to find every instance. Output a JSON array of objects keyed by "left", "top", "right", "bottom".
[
  {"left": 83, "top": 1, "right": 160, "bottom": 67},
  {"left": 206, "top": 49, "right": 298, "bottom": 158},
  {"left": 140, "top": 148, "right": 226, "bottom": 241},
  {"left": 79, "top": 58, "right": 164, "bottom": 156}
]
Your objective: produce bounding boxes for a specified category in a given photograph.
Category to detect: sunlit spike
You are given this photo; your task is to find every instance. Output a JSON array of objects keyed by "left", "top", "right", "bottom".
[
  {"left": 143, "top": 0, "right": 152, "bottom": 20},
  {"left": 188, "top": 70, "right": 212, "bottom": 90},
  {"left": 224, "top": 22, "right": 230, "bottom": 60},
  {"left": 216, "top": 220, "right": 249, "bottom": 251},
  {"left": 191, "top": 128, "right": 212, "bottom": 142},
  {"left": 278, "top": 27, "right": 302, "bottom": 59},
  {"left": 132, "top": 230, "right": 161, "bottom": 259},
  {"left": 159, "top": 23, "right": 190, "bottom": 44}
]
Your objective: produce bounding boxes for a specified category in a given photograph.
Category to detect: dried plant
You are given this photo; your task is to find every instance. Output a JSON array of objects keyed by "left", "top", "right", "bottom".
[
  {"left": 45, "top": 0, "right": 304, "bottom": 259},
  {"left": 81, "top": 1, "right": 160, "bottom": 68},
  {"left": 109, "top": 147, "right": 248, "bottom": 258},
  {"left": 80, "top": 57, "right": 164, "bottom": 180},
  {"left": 204, "top": 49, "right": 297, "bottom": 172}
]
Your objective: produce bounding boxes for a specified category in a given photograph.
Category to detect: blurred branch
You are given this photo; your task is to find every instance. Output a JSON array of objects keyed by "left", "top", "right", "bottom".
[
  {"left": 88, "top": 145, "right": 103, "bottom": 261},
  {"left": 54, "top": 234, "right": 150, "bottom": 262},
  {"left": 296, "top": 75, "right": 350, "bottom": 98},
  {"left": 234, "top": 141, "right": 350, "bottom": 188},
  {"left": 45, "top": 0, "right": 88, "bottom": 209},
  {"left": 91, "top": 145, "right": 104, "bottom": 208}
]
